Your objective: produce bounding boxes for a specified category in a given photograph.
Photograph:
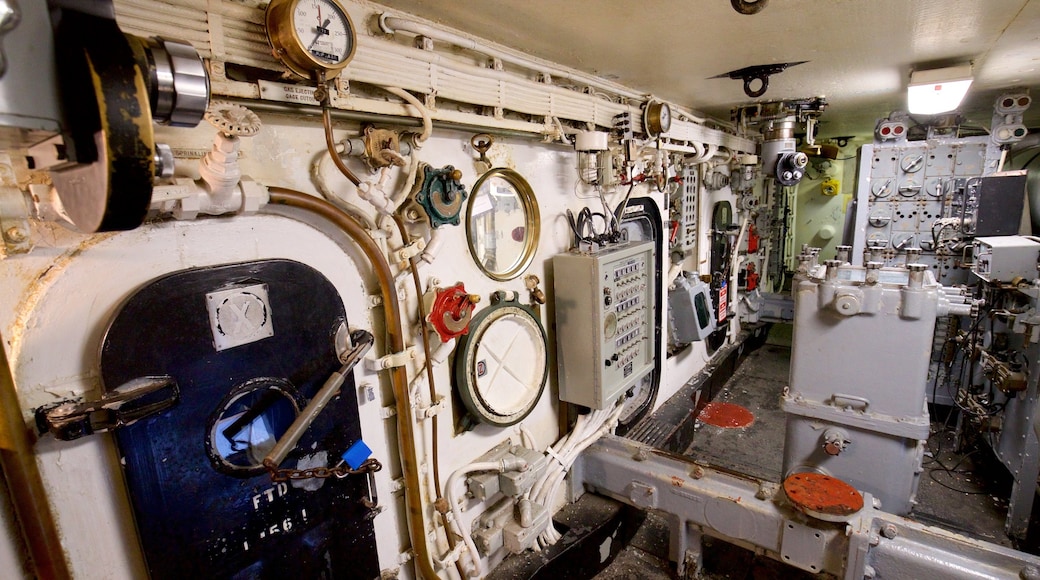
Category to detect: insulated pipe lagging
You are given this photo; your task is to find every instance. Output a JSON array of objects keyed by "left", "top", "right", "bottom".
[{"left": 265, "top": 188, "right": 438, "bottom": 580}]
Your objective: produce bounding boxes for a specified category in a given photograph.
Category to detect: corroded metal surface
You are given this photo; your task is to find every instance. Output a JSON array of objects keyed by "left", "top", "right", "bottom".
[
  {"left": 783, "top": 472, "right": 864, "bottom": 518},
  {"left": 696, "top": 401, "right": 755, "bottom": 428}
]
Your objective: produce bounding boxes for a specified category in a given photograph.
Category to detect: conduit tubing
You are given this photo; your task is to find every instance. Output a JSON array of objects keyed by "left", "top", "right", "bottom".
[
  {"left": 380, "top": 15, "right": 644, "bottom": 102},
  {"left": 0, "top": 332, "right": 71, "bottom": 580},
  {"left": 266, "top": 188, "right": 438, "bottom": 580}
]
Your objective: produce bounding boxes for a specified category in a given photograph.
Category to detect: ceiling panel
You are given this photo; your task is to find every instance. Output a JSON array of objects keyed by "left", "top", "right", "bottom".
[{"left": 374, "top": 0, "right": 1040, "bottom": 140}]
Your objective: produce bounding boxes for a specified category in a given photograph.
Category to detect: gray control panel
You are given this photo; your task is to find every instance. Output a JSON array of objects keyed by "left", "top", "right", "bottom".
[{"left": 553, "top": 240, "right": 656, "bottom": 409}]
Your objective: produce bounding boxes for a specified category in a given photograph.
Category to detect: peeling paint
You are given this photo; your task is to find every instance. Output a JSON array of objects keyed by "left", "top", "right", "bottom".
[{"left": 8, "top": 233, "right": 116, "bottom": 364}]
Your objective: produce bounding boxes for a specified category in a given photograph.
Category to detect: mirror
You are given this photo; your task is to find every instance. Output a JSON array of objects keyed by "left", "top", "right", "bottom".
[{"left": 466, "top": 168, "right": 540, "bottom": 281}]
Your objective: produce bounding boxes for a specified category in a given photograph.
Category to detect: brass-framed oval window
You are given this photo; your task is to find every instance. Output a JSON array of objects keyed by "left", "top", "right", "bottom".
[{"left": 465, "top": 168, "right": 540, "bottom": 281}]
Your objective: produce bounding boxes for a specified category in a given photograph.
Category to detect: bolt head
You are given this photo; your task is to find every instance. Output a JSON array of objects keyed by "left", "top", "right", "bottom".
[{"left": 4, "top": 227, "right": 25, "bottom": 243}]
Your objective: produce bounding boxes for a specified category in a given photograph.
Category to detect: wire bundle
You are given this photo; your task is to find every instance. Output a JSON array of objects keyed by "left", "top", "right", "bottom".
[{"left": 530, "top": 402, "right": 626, "bottom": 549}]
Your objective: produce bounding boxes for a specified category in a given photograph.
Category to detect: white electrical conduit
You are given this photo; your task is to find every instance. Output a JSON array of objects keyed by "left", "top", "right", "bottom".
[
  {"left": 729, "top": 215, "right": 752, "bottom": 282},
  {"left": 537, "top": 404, "right": 626, "bottom": 546},
  {"left": 667, "top": 261, "right": 684, "bottom": 289},
  {"left": 530, "top": 408, "right": 608, "bottom": 522},
  {"left": 311, "top": 143, "right": 378, "bottom": 230},
  {"left": 382, "top": 86, "right": 433, "bottom": 147},
  {"left": 380, "top": 15, "right": 644, "bottom": 102},
  {"left": 390, "top": 148, "right": 422, "bottom": 212},
  {"left": 519, "top": 425, "right": 538, "bottom": 451},
  {"left": 360, "top": 38, "right": 744, "bottom": 153},
  {"left": 686, "top": 143, "right": 718, "bottom": 165},
  {"left": 445, "top": 458, "right": 529, "bottom": 578}
]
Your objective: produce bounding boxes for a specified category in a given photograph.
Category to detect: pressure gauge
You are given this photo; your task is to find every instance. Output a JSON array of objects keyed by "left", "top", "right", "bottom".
[
  {"left": 644, "top": 100, "right": 672, "bottom": 138},
  {"left": 265, "top": 0, "right": 357, "bottom": 79}
]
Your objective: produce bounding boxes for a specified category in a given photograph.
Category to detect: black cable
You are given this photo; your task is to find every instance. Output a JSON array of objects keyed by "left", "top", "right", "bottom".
[
  {"left": 1017, "top": 149, "right": 1040, "bottom": 170},
  {"left": 927, "top": 467, "right": 991, "bottom": 495}
]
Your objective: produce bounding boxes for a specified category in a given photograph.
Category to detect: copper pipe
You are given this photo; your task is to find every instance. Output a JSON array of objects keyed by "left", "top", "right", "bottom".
[
  {"left": 391, "top": 216, "right": 466, "bottom": 578},
  {"left": 392, "top": 216, "right": 441, "bottom": 493},
  {"left": 320, "top": 98, "right": 361, "bottom": 187},
  {"left": 0, "top": 332, "right": 71, "bottom": 580},
  {"left": 266, "top": 188, "right": 438, "bottom": 579}
]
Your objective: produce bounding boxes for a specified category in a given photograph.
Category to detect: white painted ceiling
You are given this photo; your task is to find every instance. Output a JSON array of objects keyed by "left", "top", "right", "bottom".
[{"left": 375, "top": 0, "right": 1040, "bottom": 141}]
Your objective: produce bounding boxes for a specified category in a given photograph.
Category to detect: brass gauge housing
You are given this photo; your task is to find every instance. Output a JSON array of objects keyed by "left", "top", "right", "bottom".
[
  {"left": 266, "top": 0, "right": 358, "bottom": 79},
  {"left": 643, "top": 100, "right": 672, "bottom": 138}
]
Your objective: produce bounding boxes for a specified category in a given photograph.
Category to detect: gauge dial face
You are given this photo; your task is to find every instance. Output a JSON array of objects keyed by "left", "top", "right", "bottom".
[
  {"left": 644, "top": 101, "right": 671, "bottom": 138},
  {"left": 293, "top": 0, "right": 353, "bottom": 65},
  {"left": 266, "top": 0, "right": 357, "bottom": 79},
  {"left": 658, "top": 103, "right": 671, "bottom": 133}
]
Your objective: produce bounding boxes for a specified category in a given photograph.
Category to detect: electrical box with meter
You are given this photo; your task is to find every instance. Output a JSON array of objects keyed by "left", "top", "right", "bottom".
[{"left": 553, "top": 241, "right": 656, "bottom": 409}]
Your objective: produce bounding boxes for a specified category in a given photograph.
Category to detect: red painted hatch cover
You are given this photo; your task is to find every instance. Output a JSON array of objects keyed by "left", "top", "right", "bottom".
[
  {"left": 783, "top": 472, "right": 864, "bottom": 520},
  {"left": 696, "top": 401, "right": 754, "bottom": 428}
]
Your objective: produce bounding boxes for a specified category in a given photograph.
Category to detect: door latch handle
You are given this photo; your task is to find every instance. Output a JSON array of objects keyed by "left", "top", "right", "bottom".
[
  {"left": 35, "top": 375, "right": 180, "bottom": 441},
  {"left": 263, "top": 329, "right": 375, "bottom": 473}
]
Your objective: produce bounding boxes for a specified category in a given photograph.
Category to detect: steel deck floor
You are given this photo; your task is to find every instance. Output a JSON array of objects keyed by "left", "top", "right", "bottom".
[{"left": 599, "top": 327, "right": 1021, "bottom": 578}]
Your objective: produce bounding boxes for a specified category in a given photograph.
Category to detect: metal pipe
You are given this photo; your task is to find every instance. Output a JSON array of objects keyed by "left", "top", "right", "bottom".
[
  {"left": 379, "top": 14, "right": 645, "bottom": 102},
  {"left": 0, "top": 332, "right": 71, "bottom": 580},
  {"left": 580, "top": 435, "right": 1040, "bottom": 580},
  {"left": 265, "top": 188, "right": 439, "bottom": 580},
  {"left": 226, "top": 97, "right": 543, "bottom": 141},
  {"left": 322, "top": 98, "right": 362, "bottom": 187},
  {"left": 263, "top": 330, "right": 373, "bottom": 470}
]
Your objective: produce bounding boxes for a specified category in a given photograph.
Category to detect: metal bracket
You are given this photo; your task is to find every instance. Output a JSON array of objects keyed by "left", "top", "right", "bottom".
[
  {"left": 366, "top": 346, "right": 418, "bottom": 371},
  {"left": 35, "top": 375, "right": 180, "bottom": 441},
  {"left": 780, "top": 519, "right": 828, "bottom": 574},
  {"left": 396, "top": 237, "right": 427, "bottom": 262},
  {"left": 415, "top": 396, "right": 446, "bottom": 421}
]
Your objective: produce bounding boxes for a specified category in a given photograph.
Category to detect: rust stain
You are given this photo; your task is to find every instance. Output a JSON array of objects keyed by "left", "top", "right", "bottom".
[
  {"left": 783, "top": 472, "right": 864, "bottom": 517},
  {"left": 670, "top": 476, "right": 684, "bottom": 487},
  {"left": 8, "top": 233, "right": 117, "bottom": 361},
  {"left": 696, "top": 401, "right": 755, "bottom": 428}
]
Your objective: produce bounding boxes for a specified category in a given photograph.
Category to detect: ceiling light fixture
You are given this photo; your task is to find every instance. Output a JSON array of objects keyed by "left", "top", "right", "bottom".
[{"left": 907, "top": 64, "right": 973, "bottom": 115}]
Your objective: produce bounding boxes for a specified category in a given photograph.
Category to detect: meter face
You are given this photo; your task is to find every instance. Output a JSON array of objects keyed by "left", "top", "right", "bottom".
[{"left": 292, "top": 0, "right": 354, "bottom": 65}]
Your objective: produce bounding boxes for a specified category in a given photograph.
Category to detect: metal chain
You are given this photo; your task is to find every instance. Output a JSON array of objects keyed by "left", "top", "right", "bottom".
[{"left": 266, "top": 457, "right": 382, "bottom": 483}]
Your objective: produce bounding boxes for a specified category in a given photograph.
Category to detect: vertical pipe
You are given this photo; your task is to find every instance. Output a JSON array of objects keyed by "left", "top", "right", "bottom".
[
  {"left": 0, "top": 333, "right": 71, "bottom": 579},
  {"left": 266, "top": 188, "right": 439, "bottom": 579}
]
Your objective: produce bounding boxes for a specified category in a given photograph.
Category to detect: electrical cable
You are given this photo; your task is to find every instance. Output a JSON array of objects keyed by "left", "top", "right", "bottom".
[{"left": 382, "top": 86, "right": 432, "bottom": 146}]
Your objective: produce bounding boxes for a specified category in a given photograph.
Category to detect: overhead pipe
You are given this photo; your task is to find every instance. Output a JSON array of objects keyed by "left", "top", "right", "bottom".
[
  {"left": 379, "top": 14, "right": 644, "bottom": 102},
  {"left": 376, "top": 17, "right": 727, "bottom": 135},
  {"left": 265, "top": 188, "right": 439, "bottom": 580}
]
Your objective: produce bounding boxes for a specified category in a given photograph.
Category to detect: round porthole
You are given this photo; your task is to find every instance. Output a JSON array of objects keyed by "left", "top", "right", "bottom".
[
  {"left": 205, "top": 377, "right": 304, "bottom": 477},
  {"left": 454, "top": 292, "right": 548, "bottom": 428},
  {"left": 466, "top": 168, "right": 541, "bottom": 281}
]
